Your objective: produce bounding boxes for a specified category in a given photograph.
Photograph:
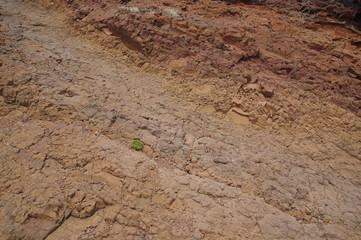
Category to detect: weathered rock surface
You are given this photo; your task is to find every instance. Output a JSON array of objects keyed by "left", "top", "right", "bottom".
[
  {"left": 223, "top": 0, "right": 361, "bottom": 22},
  {"left": 37, "top": 0, "right": 361, "bottom": 120},
  {"left": 0, "top": 0, "right": 360, "bottom": 239}
]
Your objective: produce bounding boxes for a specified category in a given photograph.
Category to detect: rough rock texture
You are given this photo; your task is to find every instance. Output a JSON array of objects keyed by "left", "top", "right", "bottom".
[
  {"left": 223, "top": 0, "right": 361, "bottom": 22},
  {"left": 36, "top": 0, "right": 361, "bottom": 121},
  {"left": 0, "top": 0, "right": 360, "bottom": 239}
]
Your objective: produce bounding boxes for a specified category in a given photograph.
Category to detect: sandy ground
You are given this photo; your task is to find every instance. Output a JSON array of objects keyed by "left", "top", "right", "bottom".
[{"left": 0, "top": 0, "right": 360, "bottom": 239}]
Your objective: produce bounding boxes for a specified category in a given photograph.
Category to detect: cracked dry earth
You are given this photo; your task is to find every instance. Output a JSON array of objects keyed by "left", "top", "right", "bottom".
[{"left": 0, "top": 0, "right": 361, "bottom": 239}]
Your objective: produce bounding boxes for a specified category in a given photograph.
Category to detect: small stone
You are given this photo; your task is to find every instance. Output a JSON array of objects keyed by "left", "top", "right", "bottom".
[
  {"left": 102, "top": 28, "right": 113, "bottom": 36},
  {"left": 260, "top": 84, "right": 275, "bottom": 98},
  {"left": 213, "top": 157, "right": 230, "bottom": 164},
  {"left": 202, "top": 28, "right": 213, "bottom": 37},
  {"left": 194, "top": 228, "right": 203, "bottom": 239},
  {"left": 243, "top": 83, "right": 261, "bottom": 91},
  {"left": 223, "top": 32, "right": 244, "bottom": 43},
  {"left": 184, "top": 134, "right": 195, "bottom": 146}
]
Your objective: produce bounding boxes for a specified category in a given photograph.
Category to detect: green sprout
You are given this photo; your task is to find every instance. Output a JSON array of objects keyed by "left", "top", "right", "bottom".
[{"left": 131, "top": 140, "right": 144, "bottom": 151}]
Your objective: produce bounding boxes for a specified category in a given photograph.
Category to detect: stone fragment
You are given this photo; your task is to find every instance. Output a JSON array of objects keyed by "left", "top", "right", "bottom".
[
  {"left": 260, "top": 84, "right": 275, "bottom": 98},
  {"left": 243, "top": 83, "right": 261, "bottom": 91},
  {"left": 102, "top": 28, "right": 113, "bottom": 36}
]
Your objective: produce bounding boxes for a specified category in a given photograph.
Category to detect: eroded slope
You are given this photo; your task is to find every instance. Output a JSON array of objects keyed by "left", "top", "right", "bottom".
[{"left": 0, "top": 0, "right": 361, "bottom": 239}]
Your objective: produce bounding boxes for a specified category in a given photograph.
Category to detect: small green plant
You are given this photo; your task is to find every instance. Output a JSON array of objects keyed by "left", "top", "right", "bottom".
[{"left": 131, "top": 140, "right": 144, "bottom": 151}]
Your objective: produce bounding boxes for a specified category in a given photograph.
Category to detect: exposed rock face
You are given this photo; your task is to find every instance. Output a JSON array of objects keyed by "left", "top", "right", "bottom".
[
  {"left": 222, "top": 0, "right": 361, "bottom": 22},
  {"left": 1, "top": 0, "right": 360, "bottom": 239},
  {"left": 37, "top": 0, "right": 361, "bottom": 120}
]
